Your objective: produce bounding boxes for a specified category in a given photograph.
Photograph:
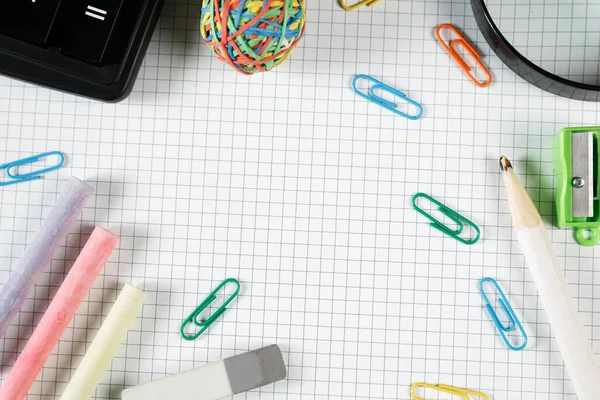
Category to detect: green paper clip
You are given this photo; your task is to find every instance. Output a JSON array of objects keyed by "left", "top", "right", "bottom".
[
  {"left": 552, "top": 127, "right": 600, "bottom": 246},
  {"left": 412, "top": 192, "right": 481, "bottom": 245},
  {"left": 180, "top": 278, "right": 240, "bottom": 341}
]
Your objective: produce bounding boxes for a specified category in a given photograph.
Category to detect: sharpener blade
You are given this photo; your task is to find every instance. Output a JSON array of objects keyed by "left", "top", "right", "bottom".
[{"left": 571, "top": 132, "right": 594, "bottom": 218}]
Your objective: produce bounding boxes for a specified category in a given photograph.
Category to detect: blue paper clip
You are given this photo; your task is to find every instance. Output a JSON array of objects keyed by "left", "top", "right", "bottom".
[
  {"left": 180, "top": 278, "right": 240, "bottom": 341},
  {"left": 479, "top": 277, "right": 527, "bottom": 351},
  {"left": 0, "top": 151, "right": 65, "bottom": 187},
  {"left": 352, "top": 74, "right": 423, "bottom": 120}
]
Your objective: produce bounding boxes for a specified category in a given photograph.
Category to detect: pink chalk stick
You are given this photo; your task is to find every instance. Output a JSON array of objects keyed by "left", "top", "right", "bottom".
[{"left": 0, "top": 226, "right": 118, "bottom": 400}]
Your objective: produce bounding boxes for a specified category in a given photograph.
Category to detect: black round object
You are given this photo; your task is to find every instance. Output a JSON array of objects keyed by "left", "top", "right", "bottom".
[{"left": 470, "top": 0, "right": 600, "bottom": 102}]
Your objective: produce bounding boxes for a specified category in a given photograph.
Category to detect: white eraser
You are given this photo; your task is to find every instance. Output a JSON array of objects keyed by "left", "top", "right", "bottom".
[{"left": 122, "top": 345, "right": 286, "bottom": 400}]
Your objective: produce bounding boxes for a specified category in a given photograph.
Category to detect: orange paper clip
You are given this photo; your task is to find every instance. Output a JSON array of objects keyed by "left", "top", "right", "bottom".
[{"left": 436, "top": 23, "right": 492, "bottom": 88}]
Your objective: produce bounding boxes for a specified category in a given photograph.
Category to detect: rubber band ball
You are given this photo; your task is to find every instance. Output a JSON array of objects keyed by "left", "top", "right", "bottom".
[{"left": 200, "top": 0, "right": 306, "bottom": 75}]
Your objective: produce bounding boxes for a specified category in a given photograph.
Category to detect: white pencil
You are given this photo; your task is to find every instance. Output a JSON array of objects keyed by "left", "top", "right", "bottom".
[{"left": 500, "top": 156, "right": 600, "bottom": 400}]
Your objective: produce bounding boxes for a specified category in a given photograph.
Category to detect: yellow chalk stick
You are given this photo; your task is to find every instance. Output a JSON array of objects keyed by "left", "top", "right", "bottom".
[{"left": 60, "top": 284, "right": 146, "bottom": 400}]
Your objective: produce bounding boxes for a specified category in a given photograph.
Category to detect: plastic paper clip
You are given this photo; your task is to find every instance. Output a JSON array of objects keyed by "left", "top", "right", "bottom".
[
  {"left": 479, "top": 277, "right": 527, "bottom": 351},
  {"left": 180, "top": 278, "right": 240, "bottom": 341},
  {"left": 339, "top": 0, "right": 381, "bottom": 11},
  {"left": 352, "top": 74, "right": 423, "bottom": 120},
  {"left": 0, "top": 151, "right": 65, "bottom": 187},
  {"left": 412, "top": 192, "right": 481, "bottom": 245},
  {"left": 436, "top": 24, "right": 492, "bottom": 88},
  {"left": 411, "top": 382, "right": 489, "bottom": 400}
]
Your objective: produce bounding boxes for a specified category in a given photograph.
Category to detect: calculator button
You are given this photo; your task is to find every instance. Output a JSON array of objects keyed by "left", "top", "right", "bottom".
[
  {"left": 0, "top": 0, "right": 63, "bottom": 45},
  {"left": 59, "top": 0, "right": 124, "bottom": 63}
]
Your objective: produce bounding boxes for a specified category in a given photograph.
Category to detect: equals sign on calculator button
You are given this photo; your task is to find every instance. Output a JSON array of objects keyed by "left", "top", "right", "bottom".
[
  {"left": 85, "top": 5, "right": 107, "bottom": 20},
  {"left": 60, "top": 0, "right": 126, "bottom": 63}
]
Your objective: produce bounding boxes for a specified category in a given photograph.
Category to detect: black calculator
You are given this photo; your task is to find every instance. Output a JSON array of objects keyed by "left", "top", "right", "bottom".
[{"left": 0, "top": 0, "right": 165, "bottom": 102}]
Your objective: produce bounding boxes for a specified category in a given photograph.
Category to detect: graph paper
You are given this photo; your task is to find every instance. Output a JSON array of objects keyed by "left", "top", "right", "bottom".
[{"left": 2, "top": 0, "right": 600, "bottom": 399}]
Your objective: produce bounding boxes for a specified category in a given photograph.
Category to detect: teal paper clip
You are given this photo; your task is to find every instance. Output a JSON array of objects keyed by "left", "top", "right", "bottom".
[
  {"left": 352, "top": 74, "right": 423, "bottom": 120},
  {"left": 0, "top": 151, "right": 65, "bottom": 187},
  {"left": 412, "top": 192, "right": 480, "bottom": 245},
  {"left": 479, "top": 277, "right": 527, "bottom": 351},
  {"left": 180, "top": 278, "right": 241, "bottom": 341}
]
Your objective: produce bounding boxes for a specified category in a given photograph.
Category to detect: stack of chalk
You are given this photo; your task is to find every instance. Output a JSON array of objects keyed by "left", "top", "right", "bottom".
[
  {"left": 0, "top": 177, "right": 146, "bottom": 400},
  {"left": 0, "top": 177, "right": 287, "bottom": 400}
]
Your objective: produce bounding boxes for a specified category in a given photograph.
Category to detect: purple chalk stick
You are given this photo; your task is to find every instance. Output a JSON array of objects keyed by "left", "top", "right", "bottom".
[{"left": 0, "top": 177, "right": 93, "bottom": 338}]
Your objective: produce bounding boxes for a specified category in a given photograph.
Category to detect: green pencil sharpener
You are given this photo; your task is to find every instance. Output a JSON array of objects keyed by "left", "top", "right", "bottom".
[{"left": 552, "top": 127, "right": 600, "bottom": 246}]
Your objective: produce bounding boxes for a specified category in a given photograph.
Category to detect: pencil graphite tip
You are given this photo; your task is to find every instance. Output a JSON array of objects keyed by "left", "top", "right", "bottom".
[{"left": 499, "top": 156, "right": 512, "bottom": 171}]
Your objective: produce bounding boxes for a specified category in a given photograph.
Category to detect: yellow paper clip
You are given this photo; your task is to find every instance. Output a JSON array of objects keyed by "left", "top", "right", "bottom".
[
  {"left": 339, "top": 0, "right": 381, "bottom": 11},
  {"left": 411, "top": 382, "right": 489, "bottom": 400}
]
